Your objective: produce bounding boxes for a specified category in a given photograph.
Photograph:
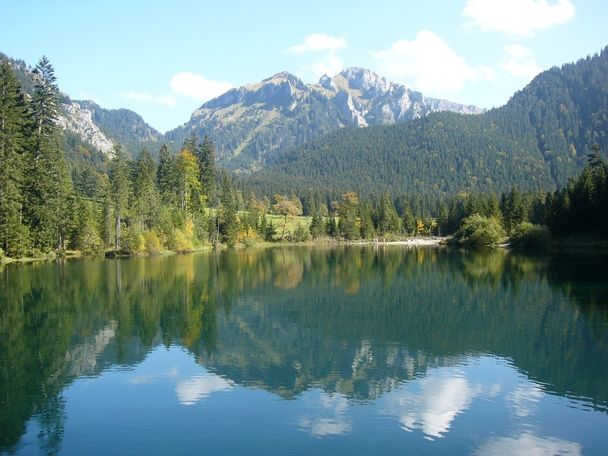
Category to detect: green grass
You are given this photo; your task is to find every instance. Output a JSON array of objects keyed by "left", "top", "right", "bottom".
[{"left": 264, "top": 214, "right": 312, "bottom": 237}]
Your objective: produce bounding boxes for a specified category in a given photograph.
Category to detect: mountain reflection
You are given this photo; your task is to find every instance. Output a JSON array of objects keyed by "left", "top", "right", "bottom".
[{"left": 0, "top": 246, "right": 607, "bottom": 452}]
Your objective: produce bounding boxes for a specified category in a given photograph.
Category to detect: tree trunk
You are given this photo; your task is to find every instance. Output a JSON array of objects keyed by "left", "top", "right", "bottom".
[
  {"left": 282, "top": 215, "right": 287, "bottom": 240},
  {"left": 115, "top": 213, "right": 121, "bottom": 250}
]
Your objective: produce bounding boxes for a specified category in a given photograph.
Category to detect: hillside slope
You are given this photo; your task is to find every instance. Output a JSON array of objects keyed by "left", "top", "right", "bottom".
[
  {"left": 246, "top": 47, "right": 608, "bottom": 201},
  {"left": 165, "top": 68, "right": 482, "bottom": 169}
]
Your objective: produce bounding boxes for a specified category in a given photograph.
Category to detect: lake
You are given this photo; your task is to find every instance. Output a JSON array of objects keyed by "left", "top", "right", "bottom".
[{"left": 1, "top": 246, "right": 607, "bottom": 455}]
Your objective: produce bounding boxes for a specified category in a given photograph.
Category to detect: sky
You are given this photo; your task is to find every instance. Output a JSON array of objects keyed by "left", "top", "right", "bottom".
[{"left": 1, "top": 0, "right": 607, "bottom": 133}]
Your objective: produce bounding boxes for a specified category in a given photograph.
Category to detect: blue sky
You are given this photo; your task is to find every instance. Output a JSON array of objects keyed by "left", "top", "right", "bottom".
[{"left": 1, "top": 0, "right": 607, "bottom": 132}]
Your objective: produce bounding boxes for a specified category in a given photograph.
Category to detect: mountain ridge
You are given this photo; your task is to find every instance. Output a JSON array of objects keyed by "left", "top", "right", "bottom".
[
  {"left": 244, "top": 46, "right": 608, "bottom": 202},
  {"left": 165, "top": 67, "right": 484, "bottom": 168}
]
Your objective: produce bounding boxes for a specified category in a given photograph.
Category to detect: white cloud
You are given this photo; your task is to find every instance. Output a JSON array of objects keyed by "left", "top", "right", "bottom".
[
  {"left": 500, "top": 45, "right": 542, "bottom": 79},
  {"left": 286, "top": 33, "right": 347, "bottom": 54},
  {"left": 121, "top": 91, "right": 176, "bottom": 108},
  {"left": 298, "top": 391, "right": 352, "bottom": 437},
  {"left": 463, "top": 0, "right": 575, "bottom": 36},
  {"left": 287, "top": 33, "right": 347, "bottom": 81},
  {"left": 371, "top": 31, "right": 495, "bottom": 94},
  {"left": 474, "top": 432, "right": 582, "bottom": 456},
  {"left": 78, "top": 91, "right": 101, "bottom": 105},
  {"left": 507, "top": 383, "right": 544, "bottom": 417},
  {"left": 382, "top": 374, "right": 478, "bottom": 438},
  {"left": 308, "top": 55, "right": 345, "bottom": 80},
  {"left": 175, "top": 374, "right": 233, "bottom": 405},
  {"left": 128, "top": 367, "right": 180, "bottom": 385},
  {"left": 170, "top": 72, "right": 233, "bottom": 101}
]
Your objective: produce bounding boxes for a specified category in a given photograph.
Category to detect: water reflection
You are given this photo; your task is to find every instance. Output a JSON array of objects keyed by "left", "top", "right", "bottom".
[
  {"left": 298, "top": 391, "right": 352, "bottom": 437},
  {"left": 382, "top": 368, "right": 478, "bottom": 439},
  {"left": 474, "top": 432, "right": 582, "bottom": 456},
  {"left": 175, "top": 373, "right": 234, "bottom": 406},
  {"left": 0, "top": 247, "right": 607, "bottom": 454}
]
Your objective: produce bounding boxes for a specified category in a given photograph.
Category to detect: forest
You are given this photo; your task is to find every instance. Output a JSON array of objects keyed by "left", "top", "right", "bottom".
[
  {"left": 0, "top": 56, "right": 607, "bottom": 260},
  {"left": 247, "top": 47, "right": 608, "bottom": 203}
]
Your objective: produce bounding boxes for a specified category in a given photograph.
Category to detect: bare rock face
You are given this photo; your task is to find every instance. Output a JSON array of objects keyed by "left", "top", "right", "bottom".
[
  {"left": 166, "top": 68, "right": 485, "bottom": 169},
  {"left": 59, "top": 102, "right": 115, "bottom": 156}
]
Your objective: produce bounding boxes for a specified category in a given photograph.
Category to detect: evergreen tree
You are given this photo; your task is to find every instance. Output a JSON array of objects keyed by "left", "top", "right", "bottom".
[
  {"left": 176, "top": 148, "right": 203, "bottom": 215},
  {"left": 377, "top": 192, "right": 400, "bottom": 235},
  {"left": 24, "top": 56, "right": 72, "bottom": 252},
  {"left": 264, "top": 220, "right": 277, "bottom": 242},
  {"left": 132, "top": 148, "right": 159, "bottom": 229},
  {"left": 326, "top": 217, "right": 338, "bottom": 237},
  {"left": 108, "top": 146, "right": 131, "bottom": 250},
  {"left": 309, "top": 212, "right": 325, "bottom": 239},
  {"left": 337, "top": 192, "right": 359, "bottom": 240},
  {"left": 0, "top": 62, "right": 30, "bottom": 256},
  {"left": 218, "top": 173, "right": 238, "bottom": 246},
  {"left": 157, "top": 144, "right": 177, "bottom": 206},
  {"left": 75, "top": 200, "right": 103, "bottom": 255},
  {"left": 101, "top": 189, "right": 114, "bottom": 247},
  {"left": 501, "top": 188, "right": 527, "bottom": 233},
  {"left": 196, "top": 135, "right": 217, "bottom": 204},
  {"left": 401, "top": 200, "right": 416, "bottom": 235},
  {"left": 358, "top": 202, "right": 375, "bottom": 239}
]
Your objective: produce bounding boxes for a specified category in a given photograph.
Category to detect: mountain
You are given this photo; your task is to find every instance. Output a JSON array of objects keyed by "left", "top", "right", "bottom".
[
  {"left": 0, "top": 52, "right": 162, "bottom": 158},
  {"left": 65, "top": 100, "right": 163, "bottom": 156},
  {"left": 165, "top": 68, "right": 483, "bottom": 169},
  {"left": 245, "top": 47, "right": 608, "bottom": 203}
]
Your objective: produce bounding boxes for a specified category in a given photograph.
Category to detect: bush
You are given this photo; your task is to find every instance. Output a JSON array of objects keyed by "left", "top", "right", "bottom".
[
  {"left": 143, "top": 230, "right": 163, "bottom": 254},
  {"left": 292, "top": 223, "right": 310, "bottom": 242},
  {"left": 77, "top": 223, "right": 104, "bottom": 255},
  {"left": 455, "top": 214, "right": 506, "bottom": 247},
  {"left": 509, "top": 222, "right": 550, "bottom": 248},
  {"left": 122, "top": 227, "right": 146, "bottom": 254},
  {"left": 169, "top": 228, "right": 194, "bottom": 253}
]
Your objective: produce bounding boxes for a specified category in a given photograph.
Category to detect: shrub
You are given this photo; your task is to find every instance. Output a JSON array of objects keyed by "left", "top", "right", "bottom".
[
  {"left": 292, "top": 223, "right": 310, "bottom": 242},
  {"left": 77, "top": 223, "right": 104, "bottom": 255},
  {"left": 455, "top": 214, "right": 506, "bottom": 247},
  {"left": 143, "top": 230, "right": 163, "bottom": 254},
  {"left": 509, "top": 222, "right": 550, "bottom": 248},
  {"left": 169, "top": 228, "right": 194, "bottom": 253},
  {"left": 122, "top": 227, "right": 146, "bottom": 254}
]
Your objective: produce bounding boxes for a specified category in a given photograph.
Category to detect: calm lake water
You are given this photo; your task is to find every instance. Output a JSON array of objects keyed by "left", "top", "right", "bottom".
[{"left": 1, "top": 246, "right": 607, "bottom": 455}]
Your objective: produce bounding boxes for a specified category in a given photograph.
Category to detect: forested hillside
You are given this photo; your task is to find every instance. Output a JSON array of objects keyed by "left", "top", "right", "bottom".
[
  {"left": 0, "top": 52, "right": 162, "bottom": 158},
  {"left": 247, "top": 47, "right": 608, "bottom": 201},
  {"left": 165, "top": 68, "right": 482, "bottom": 169}
]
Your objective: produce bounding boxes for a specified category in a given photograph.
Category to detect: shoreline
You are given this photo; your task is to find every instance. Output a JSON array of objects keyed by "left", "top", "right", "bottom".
[
  {"left": 0, "top": 237, "right": 447, "bottom": 265},
  {"left": 4, "top": 236, "right": 607, "bottom": 266}
]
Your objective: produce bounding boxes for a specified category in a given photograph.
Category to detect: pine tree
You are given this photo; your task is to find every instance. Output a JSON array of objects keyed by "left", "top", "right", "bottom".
[
  {"left": 196, "top": 135, "right": 217, "bottom": 204},
  {"left": 101, "top": 189, "right": 114, "bottom": 247},
  {"left": 157, "top": 144, "right": 177, "bottom": 206},
  {"left": 0, "top": 62, "right": 30, "bottom": 256},
  {"left": 358, "top": 202, "right": 375, "bottom": 239},
  {"left": 24, "top": 56, "right": 73, "bottom": 252},
  {"left": 337, "top": 192, "right": 359, "bottom": 240},
  {"left": 378, "top": 192, "right": 400, "bottom": 235},
  {"left": 401, "top": 200, "right": 416, "bottom": 235},
  {"left": 218, "top": 173, "right": 238, "bottom": 246},
  {"left": 108, "top": 146, "right": 131, "bottom": 250},
  {"left": 309, "top": 212, "right": 325, "bottom": 239},
  {"left": 326, "top": 217, "right": 338, "bottom": 237},
  {"left": 132, "top": 148, "right": 159, "bottom": 229},
  {"left": 176, "top": 148, "right": 203, "bottom": 215}
]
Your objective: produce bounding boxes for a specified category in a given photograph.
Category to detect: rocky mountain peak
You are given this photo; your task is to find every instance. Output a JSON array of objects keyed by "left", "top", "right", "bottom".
[
  {"left": 337, "top": 67, "right": 392, "bottom": 95},
  {"left": 261, "top": 71, "right": 304, "bottom": 88}
]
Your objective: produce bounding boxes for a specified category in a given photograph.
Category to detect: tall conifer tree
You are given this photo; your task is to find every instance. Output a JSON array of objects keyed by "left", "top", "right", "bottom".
[
  {"left": 0, "top": 62, "right": 30, "bottom": 256},
  {"left": 25, "top": 56, "right": 72, "bottom": 252}
]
